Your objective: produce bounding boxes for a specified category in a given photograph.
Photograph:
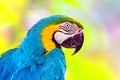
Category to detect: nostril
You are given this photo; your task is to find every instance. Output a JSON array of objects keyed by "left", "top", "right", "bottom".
[
  {"left": 77, "top": 28, "right": 82, "bottom": 32},
  {"left": 75, "top": 28, "right": 83, "bottom": 35},
  {"left": 78, "top": 29, "right": 81, "bottom": 32}
]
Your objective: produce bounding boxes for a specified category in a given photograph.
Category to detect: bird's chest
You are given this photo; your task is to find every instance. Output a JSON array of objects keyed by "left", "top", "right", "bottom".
[
  {"left": 31, "top": 50, "right": 66, "bottom": 80},
  {"left": 12, "top": 49, "right": 66, "bottom": 80}
]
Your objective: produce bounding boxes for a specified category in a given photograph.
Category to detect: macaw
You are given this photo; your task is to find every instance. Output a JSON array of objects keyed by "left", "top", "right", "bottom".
[{"left": 0, "top": 15, "right": 84, "bottom": 80}]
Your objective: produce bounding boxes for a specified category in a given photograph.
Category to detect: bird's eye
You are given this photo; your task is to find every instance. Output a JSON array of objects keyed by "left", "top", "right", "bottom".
[
  {"left": 58, "top": 22, "right": 77, "bottom": 34},
  {"left": 66, "top": 24, "right": 70, "bottom": 27},
  {"left": 65, "top": 23, "right": 71, "bottom": 28}
]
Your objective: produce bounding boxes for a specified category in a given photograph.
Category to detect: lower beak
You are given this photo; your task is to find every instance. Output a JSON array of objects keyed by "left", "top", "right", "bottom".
[{"left": 61, "top": 33, "right": 84, "bottom": 55}]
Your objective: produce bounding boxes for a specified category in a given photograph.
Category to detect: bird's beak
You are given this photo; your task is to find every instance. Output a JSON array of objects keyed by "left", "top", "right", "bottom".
[{"left": 61, "top": 29, "right": 84, "bottom": 55}]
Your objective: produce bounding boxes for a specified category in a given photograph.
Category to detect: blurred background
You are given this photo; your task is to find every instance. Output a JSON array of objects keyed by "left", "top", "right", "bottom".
[{"left": 0, "top": 0, "right": 120, "bottom": 80}]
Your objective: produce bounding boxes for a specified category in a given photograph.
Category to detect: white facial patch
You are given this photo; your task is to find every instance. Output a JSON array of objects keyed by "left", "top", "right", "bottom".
[{"left": 54, "top": 32, "right": 75, "bottom": 44}]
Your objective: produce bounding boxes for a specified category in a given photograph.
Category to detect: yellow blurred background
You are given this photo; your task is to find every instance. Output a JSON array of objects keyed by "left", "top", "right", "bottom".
[{"left": 0, "top": 0, "right": 120, "bottom": 80}]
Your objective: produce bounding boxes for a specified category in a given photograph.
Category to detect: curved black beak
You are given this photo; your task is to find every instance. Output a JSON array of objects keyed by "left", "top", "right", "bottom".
[{"left": 61, "top": 33, "right": 84, "bottom": 55}]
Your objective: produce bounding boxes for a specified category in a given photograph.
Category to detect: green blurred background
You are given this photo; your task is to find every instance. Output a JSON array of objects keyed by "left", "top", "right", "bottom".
[{"left": 0, "top": 0, "right": 120, "bottom": 80}]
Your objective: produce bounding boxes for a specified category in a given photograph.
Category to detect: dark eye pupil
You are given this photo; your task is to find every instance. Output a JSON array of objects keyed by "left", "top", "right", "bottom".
[{"left": 66, "top": 24, "right": 69, "bottom": 26}]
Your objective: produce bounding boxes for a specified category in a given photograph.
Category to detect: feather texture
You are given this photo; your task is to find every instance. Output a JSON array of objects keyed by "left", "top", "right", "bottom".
[
  {"left": 0, "top": 47, "right": 65, "bottom": 80},
  {"left": 0, "top": 15, "right": 82, "bottom": 80}
]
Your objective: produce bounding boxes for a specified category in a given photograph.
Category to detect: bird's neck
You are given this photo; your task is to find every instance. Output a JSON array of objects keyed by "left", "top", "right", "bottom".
[
  {"left": 12, "top": 19, "right": 62, "bottom": 65},
  {"left": 11, "top": 28, "right": 45, "bottom": 65}
]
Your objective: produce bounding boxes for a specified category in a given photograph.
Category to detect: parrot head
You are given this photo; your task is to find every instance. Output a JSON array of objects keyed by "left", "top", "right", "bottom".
[
  {"left": 53, "top": 22, "right": 84, "bottom": 55},
  {"left": 37, "top": 15, "right": 84, "bottom": 55}
]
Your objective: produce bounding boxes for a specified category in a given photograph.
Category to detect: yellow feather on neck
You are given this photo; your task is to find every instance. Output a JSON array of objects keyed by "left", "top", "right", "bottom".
[{"left": 41, "top": 25, "right": 59, "bottom": 52}]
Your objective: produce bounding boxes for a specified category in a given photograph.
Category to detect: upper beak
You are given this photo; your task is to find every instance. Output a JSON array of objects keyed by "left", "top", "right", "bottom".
[{"left": 61, "top": 28, "right": 84, "bottom": 55}]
